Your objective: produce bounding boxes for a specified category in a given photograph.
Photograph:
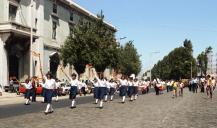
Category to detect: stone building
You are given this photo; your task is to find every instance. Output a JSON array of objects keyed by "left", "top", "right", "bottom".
[{"left": 0, "top": 0, "right": 116, "bottom": 87}]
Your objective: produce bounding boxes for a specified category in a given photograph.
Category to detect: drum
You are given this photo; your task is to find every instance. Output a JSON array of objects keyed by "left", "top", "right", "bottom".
[
  {"left": 36, "top": 87, "right": 43, "bottom": 94},
  {"left": 19, "top": 86, "right": 26, "bottom": 93}
]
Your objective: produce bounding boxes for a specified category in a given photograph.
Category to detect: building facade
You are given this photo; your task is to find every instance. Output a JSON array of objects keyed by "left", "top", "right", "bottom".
[
  {"left": 207, "top": 52, "right": 217, "bottom": 78},
  {"left": 0, "top": 0, "right": 116, "bottom": 87}
]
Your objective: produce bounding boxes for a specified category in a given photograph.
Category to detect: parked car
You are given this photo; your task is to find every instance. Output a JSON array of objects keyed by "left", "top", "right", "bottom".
[{"left": 60, "top": 83, "right": 71, "bottom": 96}]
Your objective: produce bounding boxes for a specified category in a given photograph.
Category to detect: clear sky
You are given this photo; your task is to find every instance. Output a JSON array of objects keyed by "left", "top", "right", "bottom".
[{"left": 74, "top": 0, "right": 217, "bottom": 73}]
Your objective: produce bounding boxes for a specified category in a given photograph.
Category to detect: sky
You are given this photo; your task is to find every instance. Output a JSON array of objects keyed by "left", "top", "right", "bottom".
[{"left": 74, "top": 0, "right": 217, "bottom": 73}]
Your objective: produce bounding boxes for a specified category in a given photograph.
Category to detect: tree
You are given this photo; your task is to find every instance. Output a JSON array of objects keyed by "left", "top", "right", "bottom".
[
  {"left": 152, "top": 39, "right": 197, "bottom": 80},
  {"left": 197, "top": 46, "right": 212, "bottom": 76},
  {"left": 60, "top": 12, "right": 119, "bottom": 74},
  {"left": 117, "top": 41, "right": 142, "bottom": 76}
]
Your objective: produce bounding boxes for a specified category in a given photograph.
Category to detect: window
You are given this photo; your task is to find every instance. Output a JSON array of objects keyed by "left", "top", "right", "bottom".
[
  {"left": 70, "top": 12, "right": 74, "bottom": 21},
  {"left": 9, "top": 4, "right": 17, "bottom": 21},
  {"left": 53, "top": 1, "right": 57, "bottom": 14},
  {"left": 69, "top": 25, "right": 74, "bottom": 37},
  {"left": 52, "top": 21, "right": 57, "bottom": 39}
]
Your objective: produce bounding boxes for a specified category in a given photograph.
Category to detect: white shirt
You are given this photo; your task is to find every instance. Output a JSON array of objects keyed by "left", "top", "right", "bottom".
[
  {"left": 70, "top": 78, "right": 79, "bottom": 87},
  {"left": 23, "top": 82, "right": 32, "bottom": 90},
  {"left": 119, "top": 79, "right": 128, "bottom": 86},
  {"left": 110, "top": 82, "right": 117, "bottom": 88},
  {"left": 44, "top": 76, "right": 56, "bottom": 89},
  {"left": 133, "top": 81, "right": 139, "bottom": 87},
  {"left": 128, "top": 81, "right": 134, "bottom": 86},
  {"left": 41, "top": 83, "right": 46, "bottom": 88}
]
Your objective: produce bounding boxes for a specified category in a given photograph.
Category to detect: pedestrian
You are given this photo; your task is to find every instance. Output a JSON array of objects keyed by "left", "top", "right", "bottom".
[
  {"left": 133, "top": 78, "right": 139, "bottom": 100},
  {"left": 128, "top": 77, "right": 134, "bottom": 101},
  {"left": 54, "top": 79, "right": 61, "bottom": 102},
  {"left": 179, "top": 81, "right": 184, "bottom": 97},
  {"left": 200, "top": 77, "right": 205, "bottom": 93},
  {"left": 79, "top": 80, "right": 87, "bottom": 96},
  {"left": 0, "top": 84, "right": 2, "bottom": 96},
  {"left": 206, "top": 75, "right": 213, "bottom": 99},
  {"left": 172, "top": 81, "right": 178, "bottom": 98},
  {"left": 211, "top": 77, "right": 216, "bottom": 91},
  {"left": 41, "top": 79, "right": 46, "bottom": 103},
  {"left": 31, "top": 77, "right": 37, "bottom": 102},
  {"left": 20, "top": 78, "right": 32, "bottom": 105},
  {"left": 118, "top": 76, "right": 128, "bottom": 103},
  {"left": 109, "top": 79, "right": 117, "bottom": 101},
  {"left": 43, "top": 72, "right": 56, "bottom": 115}
]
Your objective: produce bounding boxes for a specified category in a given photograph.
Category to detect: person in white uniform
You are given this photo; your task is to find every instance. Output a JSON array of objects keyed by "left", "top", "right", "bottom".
[
  {"left": 94, "top": 73, "right": 106, "bottom": 109},
  {"left": 43, "top": 72, "right": 56, "bottom": 115},
  {"left": 68, "top": 73, "right": 79, "bottom": 109},
  {"left": 20, "top": 79, "right": 32, "bottom": 105},
  {"left": 133, "top": 78, "right": 139, "bottom": 100},
  {"left": 118, "top": 76, "right": 128, "bottom": 103},
  {"left": 109, "top": 79, "right": 117, "bottom": 101}
]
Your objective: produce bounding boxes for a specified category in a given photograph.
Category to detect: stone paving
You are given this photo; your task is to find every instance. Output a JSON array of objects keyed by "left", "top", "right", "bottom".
[{"left": 1, "top": 89, "right": 217, "bottom": 128}]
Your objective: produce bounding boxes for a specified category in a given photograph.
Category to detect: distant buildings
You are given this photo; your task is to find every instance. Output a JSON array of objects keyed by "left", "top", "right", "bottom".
[{"left": 207, "top": 51, "right": 217, "bottom": 77}]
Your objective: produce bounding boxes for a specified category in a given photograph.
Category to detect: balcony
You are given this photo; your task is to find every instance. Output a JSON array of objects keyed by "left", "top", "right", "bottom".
[{"left": 0, "top": 22, "right": 38, "bottom": 39}]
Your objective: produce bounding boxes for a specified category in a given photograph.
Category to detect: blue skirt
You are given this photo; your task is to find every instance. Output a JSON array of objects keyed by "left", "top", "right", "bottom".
[
  {"left": 128, "top": 86, "right": 134, "bottom": 97},
  {"left": 69, "top": 86, "right": 77, "bottom": 100},
  {"left": 103, "top": 87, "right": 108, "bottom": 96},
  {"left": 119, "top": 86, "right": 127, "bottom": 97},
  {"left": 133, "top": 86, "right": 138, "bottom": 95},
  {"left": 42, "top": 88, "right": 46, "bottom": 97},
  {"left": 45, "top": 89, "right": 54, "bottom": 103},
  {"left": 109, "top": 88, "right": 116, "bottom": 95},
  {"left": 94, "top": 87, "right": 99, "bottom": 99},
  {"left": 96, "top": 87, "right": 105, "bottom": 100},
  {"left": 25, "top": 89, "right": 31, "bottom": 99}
]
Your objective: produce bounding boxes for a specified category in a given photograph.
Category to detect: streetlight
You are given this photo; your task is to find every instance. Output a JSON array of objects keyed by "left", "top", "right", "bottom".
[
  {"left": 150, "top": 51, "right": 160, "bottom": 82},
  {"left": 185, "top": 61, "right": 192, "bottom": 79},
  {"left": 30, "top": 0, "right": 33, "bottom": 78}
]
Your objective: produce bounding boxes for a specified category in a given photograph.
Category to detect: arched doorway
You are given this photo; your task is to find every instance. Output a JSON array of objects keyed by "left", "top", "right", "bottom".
[{"left": 49, "top": 52, "right": 60, "bottom": 79}]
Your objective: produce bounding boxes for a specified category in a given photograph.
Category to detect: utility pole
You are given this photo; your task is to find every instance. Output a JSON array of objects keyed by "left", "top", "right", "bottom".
[{"left": 30, "top": 0, "right": 33, "bottom": 78}]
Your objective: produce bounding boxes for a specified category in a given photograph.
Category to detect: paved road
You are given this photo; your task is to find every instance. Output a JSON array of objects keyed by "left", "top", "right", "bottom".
[{"left": 1, "top": 89, "right": 217, "bottom": 128}]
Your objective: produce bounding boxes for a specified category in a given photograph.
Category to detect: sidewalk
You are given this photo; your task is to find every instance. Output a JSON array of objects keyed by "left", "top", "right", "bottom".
[{"left": 0, "top": 92, "right": 92, "bottom": 106}]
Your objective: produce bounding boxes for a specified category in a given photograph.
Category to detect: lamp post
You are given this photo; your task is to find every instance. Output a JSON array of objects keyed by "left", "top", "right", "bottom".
[
  {"left": 30, "top": 0, "right": 33, "bottom": 78},
  {"left": 150, "top": 51, "right": 160, "bottom": 82}
]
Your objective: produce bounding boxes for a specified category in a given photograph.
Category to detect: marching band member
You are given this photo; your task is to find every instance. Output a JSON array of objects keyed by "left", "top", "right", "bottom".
[
  {"left": 80, "top": 80, "right": 87, "bottom": 96},
  {"left": 54, "top": 79, "right": 61, "bottom": 102},
  {"left": 43, "top": 72, "right": 56, "bottom": 115},
  {"left": 104, "top": 78, "right": 110, "bottom": 102},
  {"left": 109, "top": 79, "right": 117, "bottom": 101},
  {"left": 20, "top": 79, "right": 32, "bottom": 105},
  {"left": 69, "top": 73, "right": 79, "bottom": 109},
  {"left": 128, "top": 77, "right": 134, "bottom": 101},
  {"left": 94, "top": 73, "right": 106, "bottom": 109},
  {"left": 41, "top": 79, "right": 46, "bottom": 103},
  {"left": 118, "top": 76, "right": 128, "bottom": 103},
  {"left": 133, "top": 78, "right": 139, "bottom": 100},
  {"left": 91, "top": 78, "right": 99, "bottom": 104}
]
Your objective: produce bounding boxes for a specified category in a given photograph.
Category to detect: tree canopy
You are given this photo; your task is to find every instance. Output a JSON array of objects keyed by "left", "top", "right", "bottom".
[
  {"left": 60, "top": 12, "right": 141, "bottom": 76},
  {"left": 197, "top": 46, "right": 212, "bottom": 76},
  {"left": 117, "top": 41, "right": 142, "bottom": 76},
  {"left": 151, "top": 39, "right": 197, "bottom": 80}
]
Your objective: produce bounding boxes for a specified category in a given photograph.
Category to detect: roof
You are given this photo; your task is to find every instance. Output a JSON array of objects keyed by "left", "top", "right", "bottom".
[{"left": 62, "top": 0, "right": 117, "bottom": 31}]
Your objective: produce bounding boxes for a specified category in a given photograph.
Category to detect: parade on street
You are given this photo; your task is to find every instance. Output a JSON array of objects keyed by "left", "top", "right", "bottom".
[{"left": 1, "top": 0, "right": 217, "bottom": 128}]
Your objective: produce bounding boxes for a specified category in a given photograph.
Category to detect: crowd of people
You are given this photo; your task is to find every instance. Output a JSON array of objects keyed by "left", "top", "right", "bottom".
[{"left": 1, "top": 69, "right": 217, "bottom": 115}]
